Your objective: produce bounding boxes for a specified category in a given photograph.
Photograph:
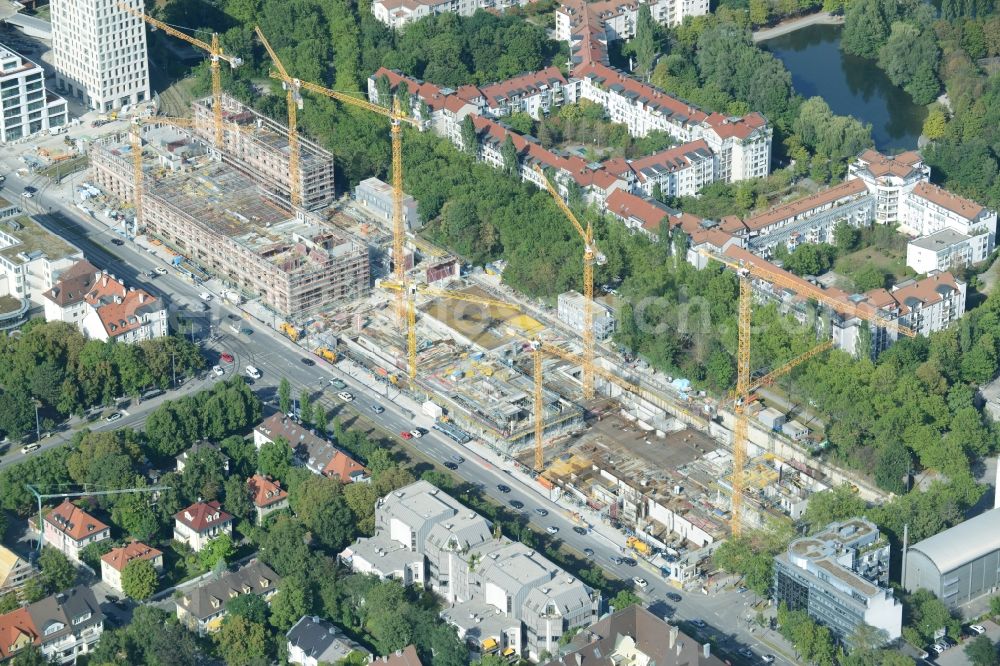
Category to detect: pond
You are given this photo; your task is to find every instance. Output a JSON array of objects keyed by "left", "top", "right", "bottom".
[{"left": 760, "top": 23, "right": 927, "bottom": 152}]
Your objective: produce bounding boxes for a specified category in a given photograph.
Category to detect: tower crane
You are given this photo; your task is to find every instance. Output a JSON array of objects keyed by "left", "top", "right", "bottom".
[
  {"left": 532, "top": 165, "right": 605, "bottom": 400},
  {"left": 254, "top": 28, "right": 303, "bottom": 208},
  {"left": 28, "top": 484, "right": 169, "bottom": 555},
  {"left": 119, "top": 4, "right": 242, "bottom": 147},
  {"left": 700, "top": 249, "right": 914, "bottom": 536}
]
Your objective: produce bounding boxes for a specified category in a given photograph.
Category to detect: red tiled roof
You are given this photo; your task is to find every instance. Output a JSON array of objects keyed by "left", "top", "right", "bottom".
[
  {"left": 323, "top": 451, "right": 369, "bottom": 483},
  {"left": 0, "top": 608, "right": 38, "bottom": 660},
  {"left": 605, "top": 190, "right": 672, "bottom": 230},
  {"left": 45, "top": 501, "right": 109, "bottom": 543},
  {"left": 574, "top": 62, "right": 709, "bottom": 127},
  {"left": 92, "top": 288, "right": 160, "bottom": 338},
  {"left": 740, "top": 180, "right": 868, "bottom": 232},
  {"left": 703, "top": 112, "right": 768, "bottom": 140},
  {"left": 888, "top": 272, "right": 963, "bottom": 313},
  {"left": 247, "top": 474, "right": 288, "bottom": 508},
  {"left": 855, "top": 149, "right": 924, "bottom": 179},
  {"left": 910, "top": 182, "right": 987, "bottom": 220},
  {"left": 373, "top": 645, "right": 423, "bottom": 666},
  {"left": 371, "top": 68, "right": 451, "bottom": 113},
  {"left": 479, "top": 67, "right": 568, "bottom": 109},
  {"left": 174, "top": 501, "right": 233, "bottom": 533},
  {"left": 608, "top": 140, "right": 711, "bottom": 183},
  {"left": 100, "top": 541, "right": 162, "bottom": 572}
]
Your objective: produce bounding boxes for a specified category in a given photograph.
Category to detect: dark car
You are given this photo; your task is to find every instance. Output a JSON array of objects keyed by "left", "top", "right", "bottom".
[
  {"left": 609, "top": 555, "right": 624, "bottom": 565},
  {"left": 583, "top": 548, "right": 594, "bottom": 557},
  {"left": 301, "top": 357, "right": 315, "bottom": 366},
  {"left": 443, "top": 461, "right": 458, "bottom": 470},
  {"left": 534, "top": 508, "right": 548, "bottom": 517},
  {"left": 509, "top": 500, "right": 524, "bottom": 510},
  {"left": 622, "top": 557, "right": 638, "bottom": 567},
  {"left": 497, "top": 484, "right": 511, "bottom": 493},
  {"left": 371, "top": 404, "right": 385, "bottom": 414},
  {"left": 111, "top": 238, "right": 125, "bottom": 246},
  {"left": 572, "top": 526, "right": 588, "bottom": 535},
  {"left": 666, "top": 592, "right": 682, "bottom": 603}
]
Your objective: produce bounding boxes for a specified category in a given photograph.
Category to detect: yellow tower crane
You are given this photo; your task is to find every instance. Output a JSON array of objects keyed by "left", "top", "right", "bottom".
[
  {"left": 532, "top": 165, "right": 605, "bottom": 400},
  {"left": 254, "top": 27, "right": 303, "bottom": 208},
  {"left": 702, "top": 250, "right": 915, "bottom": 536},
  {"left": 120, "top": 5, "right": 242, "bottom": 147}
]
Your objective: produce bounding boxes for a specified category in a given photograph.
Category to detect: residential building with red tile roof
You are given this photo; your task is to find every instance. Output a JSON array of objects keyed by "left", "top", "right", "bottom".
[
  {"left": 174, "top": 501, "right": 233, "bottom": 553},
  {"left": 324, "top": 451, "right": 370, "bottom": 484},
  {"left": 247, "top": 474, "right": 289, "bottom": 524},
  {"left": 372, "top": 645, "right": 423, "bottom": 666},
  {"left": 370, "top": 0, "right": 542, "bottom": 30},
  {"left": 602, "top": 139, "right": 714, "bottom": 197},
  {"left": 476, "top": 67, "right": 571, "bottom": 120},
  {"left": 0, "top": 608, "right": 38, "bottom": 660},
  {"left": 555, "top": 0, "right": 708, "bottom": 43},
  {"left": 43, "top": 501, "right": 110, "bottom": 563},
  {"left": 848, "top": 150, "right": 930, "bottom": 223},
  {"left": 901, "top": 182, "right": 997, "bottom": 244},
  {"left": 700, "top": 112, "right": 772, "bottom": 182},
  {"left": 254, "top": 414, "right": 370, "bottom": 484},
  {"left": 41, "top": 259, "right": 99, "bottom": 325},
  {"left": 78, "top": 270, "right": 167, "bottom": 343},
  {"left": 100, "top": 542, "right": 163, "bottom": 594}
]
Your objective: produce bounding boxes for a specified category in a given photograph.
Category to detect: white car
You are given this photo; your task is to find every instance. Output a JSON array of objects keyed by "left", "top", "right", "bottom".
[
  {"left": 632, "top": 577, "right": 648, "bottom": 589},
  {"left": 409, "top": 429, "right": 423, "bottom": 439},
  {"left": 199, "top": 292, "right": 212, "bottom": 301},
  {"left": 154, "top": 267, "right": 168, "bottom": 275},
  {"left": 245, "top": 365, "right": 261, "bottom": 379},
  {"left": 212, "top": 365, "right": 224, "bottom": 377},
  {"left": 969, "top": 624, "right": 986, "bottom": 635},
  {"left": 546, "top": 526, "right": 559, "bottom": 535},
  {"left": 337, "top": 391, "right": 354, "bottom": 402},
  {"left": 21, "top": 191, "right": 32, "bottom": 198}
]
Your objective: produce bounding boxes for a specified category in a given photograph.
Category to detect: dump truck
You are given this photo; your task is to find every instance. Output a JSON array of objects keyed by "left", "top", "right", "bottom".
[
  {"left": 280, "top": 322, "right": 303, "bottom": 342},
  {"left": 315, "top": 347, "right": 337, "bottom": 363},
  {"left": 627, "top": 536, "right": 652, "bottom": 556}
]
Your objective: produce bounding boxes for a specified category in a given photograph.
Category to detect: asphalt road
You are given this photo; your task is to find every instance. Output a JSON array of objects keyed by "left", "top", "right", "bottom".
[{"left": 0, "top": 162, "right": 795, "bottom": 666}]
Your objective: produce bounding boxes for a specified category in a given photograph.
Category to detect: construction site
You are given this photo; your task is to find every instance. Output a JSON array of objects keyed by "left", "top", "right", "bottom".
[{"left": 89, "top": 121, "right": 370, "bottom": 316}]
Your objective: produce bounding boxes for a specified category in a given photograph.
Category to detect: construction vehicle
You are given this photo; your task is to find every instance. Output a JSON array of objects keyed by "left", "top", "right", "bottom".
[
  {"left": 315, "top": 347, "right": 337, "bottom": 363},
  {"left": 279, "top": 322, "right": 303, "bottom": 342},
  {"left": 627, "top": 536, "right": 652, "bottom": 556},
  {"left": 533, "top": 165, "right": 605, "bottom": 400},
  {"left": 121, "top": 4, "right": 242, "bottom": 147}
]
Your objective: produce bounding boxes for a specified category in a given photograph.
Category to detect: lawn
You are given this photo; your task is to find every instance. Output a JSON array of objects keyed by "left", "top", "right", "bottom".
[{"left": 833, "top": 226, "right": 915, "bottom": 292}]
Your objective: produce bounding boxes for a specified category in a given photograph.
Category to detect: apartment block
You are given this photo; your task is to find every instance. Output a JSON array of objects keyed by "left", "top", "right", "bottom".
[
  {"left": 175, "top": 561, "right": 279, "bottom": 634},
  {"left": 900, "top": 182, "right": 997, "bottom": 251},
  {"left": 602, "top": 140, "right": 714, "bottom": 198},
  {"left": 557, "top": 290, "right": 616, "bottom": 339},
  {"left": 100, "top": 542, "right": 163, "bottom": 594},
  {"left": 0, "top": 546, "right": 39, "bottom": 598},
  {"left": 43, "top": 501, "right": 111, "bottom": 563},
  {"left": 90, "top": 134, "right": 370, "bottom": 317},
  {"left": 287, "top": 616, "right": 370, "bottom": 666},
  {"left": 773, "top": 518, "right": 901, "bottom": 642},
  {"left": 555, "top": 0, "right": 709, "bottom": 42},
  {"left": 173, "top": 501, "right": 233, "bottom": 552},
  {"left": 0, "top": 214, "right": 83, "bottom": 309},
  {"left": 340, "top": 481, "right": 599, "bottom": 660},
  {"left": 192, "top": 95, "right": 336, "bottom": 211},
  {"left": 848, "top": 150, "right": 929, "bottom": 224},
  {"left": 354, "top": 177, "right": 421, "bottom": 232},
  {"left": 0, "top": 43, "right": 68, "bottom": 143},
  {"left": 51, "top": 0, "right": 149, "bottom": 111},
  {"left": 701, "top": 112, "right": 772, "bottom": 183},
  {"left": 372, "top": 0, "right": 538, "bottom": 29},
  {"left": 459, "top": 67, "right": 572, "bottom": 120},
  {"left": 906, "top": 228, "right": 990, "bottom": 274},
  {"left": 26, "top": 586, "right": 103, "bottom": 664},
  {"left": 723, "top": 179, "right": 873, "bottom": 258}
]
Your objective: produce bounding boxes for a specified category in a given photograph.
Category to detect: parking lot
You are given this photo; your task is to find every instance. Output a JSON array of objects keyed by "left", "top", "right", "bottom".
[{"left": 925, "top": 620, "right": 998, "bottom": 665}]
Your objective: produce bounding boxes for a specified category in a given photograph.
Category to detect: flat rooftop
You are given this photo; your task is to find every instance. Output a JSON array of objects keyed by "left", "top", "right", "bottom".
[
  {"left": 422, "top": 285, "right": 544, "bottom": 350},
  {"left": 0, "top": 217, "right": 78, "bottom": 265},
  {"left": 909, "top": 228, "right": 972, "bottom": 250}
]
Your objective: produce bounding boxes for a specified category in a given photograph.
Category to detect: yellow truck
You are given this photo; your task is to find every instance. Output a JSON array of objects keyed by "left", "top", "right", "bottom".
[
  {"left": 626, "top": 536, "right": 651, "bottom": 556},
  {"left": 280, "top": 322, "right": 303, "bottom": 342},
  {"left": 315, "top": 347, "right": 337, "bottom": 363}
]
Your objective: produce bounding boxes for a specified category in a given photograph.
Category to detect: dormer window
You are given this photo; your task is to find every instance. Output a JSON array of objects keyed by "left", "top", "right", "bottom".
[
  {"left": 43, "top": 622, "right": 64, "bottom": 636},
  {"left": 210, "top": 597, "right": 221, "bottom": 609},
  {"left": 241, "top": 584, "right": 251, "bottom": 594},
  {"left": 72, "top": 612, "right": 91, "bottom": 625},
  {"left": 259, "top": 577, "right": 270, "bottom": 588}
]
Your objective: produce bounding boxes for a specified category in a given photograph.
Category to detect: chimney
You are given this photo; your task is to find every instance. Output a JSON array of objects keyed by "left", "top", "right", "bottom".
[
  {"left": 138, "top": 292, "right": 145, "bottom": 304},
  {"left": 102, "top": 275, "right": 108, "bottom": 287},
  {"left": 668, "top": 625, "right": 678, "bottom": 648},
  {"left": 703, "top": 643, "right": 711, "bottom": 659}
]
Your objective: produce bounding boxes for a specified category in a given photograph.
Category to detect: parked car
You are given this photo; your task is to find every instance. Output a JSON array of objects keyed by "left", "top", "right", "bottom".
[
  {"left": 534, "top": 507, "right": 548, "bottom": 517},
  {"left": 738, "top": 648, "right": 754, "bottom": 659},
  {"left": 546, "top": 526, "right": 559, "bottom": 535},
  {"left": 443, "top": 461, "right": 458, "bottom": 470},
  {"left": 154, "top": 267, "right": 168, "bottom": 275},
  {"left": 212, "top": 365, "right": 224, "bottom": 377},
  {"left": 690, "top": 619, "right": 707, "bottom": 629},
  {"left": 666, "top": 592, "right": 682, "bottom": 603},
  {"left": 969, "top": 625, "right": 987, "bottom": 635},
  {"left": 509, "top": 500, "right": 524, "bottom": 510},
  {"left": 337, "top": 391, "right": 354, "bottom": 402},
  {"left": 497, "top": 484, "right": 511, "bottom": 494},
  {"left": 106, "top": 412, "right": 123, "bottom": 422},
  {"left": 328, "top": 378, "right": 347, "bottom": 390},
  {"left": 583, "top": 548, "right": 595, "bottom": 558},
  {"left": 245, "top": 365, "right": 261, "bottom": 379},
  {"left": 572, "top": 526, "right": 587, "bottom": 535},
  {"left": 20, "top": 443, "right": 40, "bottom": 455},
  {"left": 632, "top": 577, "right": 648, "bottom": 589},
  {"left": 111, "top": 238, "right": 124, "bottom": 246}
]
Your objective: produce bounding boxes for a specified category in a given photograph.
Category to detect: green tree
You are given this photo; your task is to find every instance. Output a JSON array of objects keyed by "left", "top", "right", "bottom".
[
  {"left": 0, "top": 592, "right": 17, "bottom": 614},
  {"left": 834, "top": 222, "right": 860, "bottom": 252},
  {"left": 965, "top": 635, "right": 1000, "bottom": 666},
  {"left": 875, "top": 440, "right": 911, "bottom": 493},
  {"left": 923, "top": 107, "right": 948, "bottom": 140},
  {"left": 226, "top": 593, "right": 269, "bottom": 625},
  {"left": 610, "top": 589, "right": 643, "bottom": 611},
  {"left": 632, "top": 4, "right": 659, "bottom": 76},
  {"left": 39, "top": 547, "right": 75, "bottom": 593},
  {"left": 10, "top": 645, "right": 47, "bottom": 666},
  {"left": 199, "top": 534, "right": 235, "bottom": 570},
  {"left": 802, "top": 484, "right": 867, "bottom": 531},
  {"left": 121, "top": 558, "right": 158, "bottom": 600},
  {"left": 749, "top": 0, "right": 771, "bottom": 25},
  {"left": 79, "top": 540, "right": 114, "bottom": 571},
  {"left": 215, "top": 615, "right": 268, "bottom": 666},
  {"left": 298, "top": 389, "right": 312, "bottom": 425},
  {"left": 460, "top": 116, "right": 478, "bottom": 155},
  {"left": 224, "top": 475, "right": 255, "bottom": 523},
  {"left": 500, "top": 135, "right": 519, "bottom": 176},
  {"left": 258, "top": 515, "right": 311, "bottom": 577},
  {"left": 288, "top": 475, "right": 354, "bottom": 551},
  {"left": 269, "top": 574, "right": 312, "bottom": 631},
  {"left": 278, "top": 378, "right": 292, "bottom": 415},
  {"left": 258, "top": 438, "right": 293, "bottom": 481}
]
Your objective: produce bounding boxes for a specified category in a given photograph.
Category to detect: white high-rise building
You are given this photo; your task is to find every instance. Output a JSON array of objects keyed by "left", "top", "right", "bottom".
[
  {"left": 51, "top": 0, "right": 149, "bottom": 112},
  {"left": 0, "top": 44, "right": 68, "bottom": 142}
]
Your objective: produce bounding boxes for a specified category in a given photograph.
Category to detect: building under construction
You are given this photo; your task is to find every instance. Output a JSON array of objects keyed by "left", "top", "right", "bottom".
[
  {"left": 90, "top": 125, "right": 369, "bottom": 316},
  {"left": 192, "top": 95, "right": 336, "bottom": 211}
]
